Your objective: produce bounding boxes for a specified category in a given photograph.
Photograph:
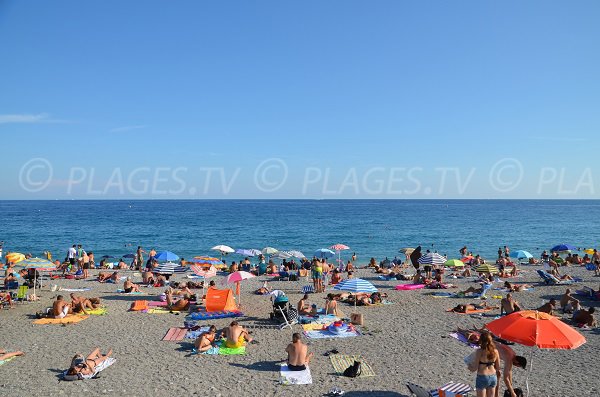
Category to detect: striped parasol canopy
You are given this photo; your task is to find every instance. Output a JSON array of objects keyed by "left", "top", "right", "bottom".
[
  {"left": 235, "top": 248, "right": 262, "bottom": 257},
  {"left": 330, "top": 244, "right": 350, "bottom": 251},
  {"left": 191, "top": 265, "right": 217, "bottom": 278},
  {"left": 15, "top": 257, "right": 56, "bottom": 271},
  {"left": 417, "top": 252, "right": 447, "bottom": 266},
  {"left": 475, "top": 263, "right": 499, "bottom": 274},
  {"left": 333, "top": 278, "right": 378, "bottom": 293},
  {"left": 154, "top": 262, "right": 180, "bottom": 274}
]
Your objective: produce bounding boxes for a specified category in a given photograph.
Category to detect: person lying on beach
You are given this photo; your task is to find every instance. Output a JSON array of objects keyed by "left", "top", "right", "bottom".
[
  {"left": 285, "top": 332, "right": 313, "bottom": 371},
  {"left": 223, "top": 321, "right": 252, "bottom": 348},
  {"left": 166, "top": 290, "right": 190, "bottom": 311},
  {"left": 536, "top": 299, "right": 556, "bottom": 315},
  {"left": 450, "top": 302, "right": 489, "bottom": 313},
  {"left": 166, "top": 286, "right": 194, "bottom": 299},
  {"left": 70, "top": 293, "right": 97, "bottom": 314},
  {"left": 66, "top": 348, "right": 113, "bottom": 378},
  {"left": 297, "top": 294, "right": 311, "bottom": 315},
  {"left": 459, "top": 285, "right": 486, "bottom": 296},
  {"left": 456, "top": 327, "right": 486, "bottom": 344},
  {"left": 0, "top": 349, "right": 25, "bottom": 362},
  {"left": 573, "top": 307, "right": 597, "bottom": 327},
  {"left": 503, "top": 282, "right": 530, "bottom": 292},
  {"left": 97, "top": 271, "right": 119, "bottom": 283},
  {"left": 123, "top": 277, "right": 141, "bottom": 293},
  {"left": 500, "top": 293, "right": 522, "bottom": 315},
  {"left": 560, "top": 288, "right": 580, "bottom": 313},
  {"left": 52, "top": 295, "right": 72, "bottom": 318},
  {"left": 194, "top": 325, "right": 217, "bottom": 353}
]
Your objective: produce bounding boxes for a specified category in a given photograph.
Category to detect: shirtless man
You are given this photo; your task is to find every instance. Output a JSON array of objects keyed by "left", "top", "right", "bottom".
[
  {"left": 536, "top": 299, "right": 556, "bottom": 315},
  {"left": 70, "top": 293, "right": 95, "bottom": 314},
  {"left": 560, "top": 288, "right": 579, "bottom": 313},
  {"left": 500, "top": 293, "right": 521, "bottom": 315},
  {"left": 573, "top": 307, "right": 597, "bottom": 327},
  {"left": 495, "top": 343, "right": 527, "bottom": 397},
  {"left": 52, "top": 295, "right": 71, "bottom": 318},
  {"left": 297, "top": 294, "right": 311, "bottom": 315},
  {"left": 123, "top": 277, "right": 140, "bottom": 293},
  {"left": 166, "top": 290, "right": 190, "bottom": 311},
  {"left": 223, "top": 321, "right": 252, "bottom": 348},
  {"left": 194, "top": 325, "right": 217, "bottom": 353},
  {"left": 285, "top": 333, "right": 313, "bottom": 371}
]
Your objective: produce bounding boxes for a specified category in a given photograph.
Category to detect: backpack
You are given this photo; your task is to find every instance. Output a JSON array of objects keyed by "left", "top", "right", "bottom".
[{"left": 343, "top": 360, "right": 362, "bottom": 378}]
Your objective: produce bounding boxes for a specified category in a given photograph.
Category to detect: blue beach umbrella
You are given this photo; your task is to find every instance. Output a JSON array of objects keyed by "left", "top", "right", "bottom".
[
  {"left": 314, "top": 248, "right": 335, "bottom": 259},
  {"left": 235, "top": 248, "right": 262, "bottom": 257},
  {"left": 154, "top": 251, "right": 179, "bottom": 262},
  {"left": 333, "top": 278, "right": 378, "bottom": 294},
  {"left": 122, "top": 253, "right": 135, "bottom": 259},
  {"left": 551, "top": 244, "right": 577, "bottom": 252},
  {"left": 512, "top": 250, "right": 533, "bottom": 260}
]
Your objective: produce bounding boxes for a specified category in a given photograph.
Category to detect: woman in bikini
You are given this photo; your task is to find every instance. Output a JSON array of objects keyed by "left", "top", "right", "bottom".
[
  {"left": 469, "top": 332, "right": 500, "bottom": 397},
  {"left": 66, "top": 348, "right": 113, "bottom": 378}
]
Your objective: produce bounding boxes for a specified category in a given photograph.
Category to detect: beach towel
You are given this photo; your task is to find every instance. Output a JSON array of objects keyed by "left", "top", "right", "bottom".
[
  {"left": 303, "top": 328, "right": 361, "bottom": 339},
  {"left": 187, "top": 309, "right": 243, "bottom": 321},
  {"left": 449, "top": 332, "right": 479, "bottom": 349},
  {"left": 148, "top": 301, "right": 169, "bottom": 307},
  {"left": 217, "top": 343, "right": 246, "bottom": 355},
  {"left": 395, "top": 284, "right": 425, "bottom": 291},
  {"left": 116, "top": 289, "right": 146, "bottom": 295},
  {"left": 425, "top": 292, "right": 455, "bottom": 298},
  {"left": 302, "top": 323, "right": 332, "bottom": 331},
  {"left": 192, "top": 346, "right": 220, "bottom": 355},
  {"left": 146, "top": 307, "right": 182, "bottom": 314},
  {"left": 162, "top": 327, "right": 188, "bottom": 341},
  {"left": 33, "top": 315, "right": 89, "bottom": 325},
  {"left": 61, "top": 357, "right": 116, "bottom": 381},
  {"left": 184, "top": 327, "right": 210, "bottom": 340},
  {"left": 301, "top": 285, "right": 315, "bottom": 294},
  {"left": 59, "top": 288, "right": 92, "bottom": 292},
  {"left": 130, "top": 300, "right": 149, "bottom": 311},
  {"left": 446, "top": 307, "right": 498, "bottom": 315},
  {"left": 279, "top": 365, "right": 313, "bottom": 385},
  {"left": 76, "top": 307, "right": 106, "bottom": 316},
  {"left": 0, "top": 357, "right": 17, "bottom": 366},
  {"left": 329, "top": 354, "right": 376, "bottom": 377}
]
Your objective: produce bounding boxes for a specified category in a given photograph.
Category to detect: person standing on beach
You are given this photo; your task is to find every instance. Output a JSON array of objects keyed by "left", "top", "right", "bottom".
[
  {"left": 67, "top": 245, "right": 77, "bottom": 271},
  {"left": 495, "top": 344, "right": 527, "bottom": 397},
  {"left": 460, "top": 246, "right": 467, "bottom": 257},
  {"left": 503, "top": 246, "right": 510, "bottom": 258},
  {"left": 351, "top": 252, "right": 356, "bottom": 262},
  {"left": 136, "top": 246, "right": 144, "bottom": 270},
  {"left": 469, "top": 332, "right": 500, "bottom": 397}
]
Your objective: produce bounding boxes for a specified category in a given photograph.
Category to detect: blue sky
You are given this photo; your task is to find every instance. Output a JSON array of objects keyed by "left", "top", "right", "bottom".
[{"left": 1, "top": 1, "right": 599, "bottom": 199}]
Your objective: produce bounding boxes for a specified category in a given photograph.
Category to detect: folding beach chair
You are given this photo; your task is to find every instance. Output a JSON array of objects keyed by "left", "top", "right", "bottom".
[
  {"left": 406, "top": 382, "right": 439, "bottom": 397},
  {"left": 277, "top": 305, "right": 298, "bottom": 330},
  {"left": 537, "top": 269, "right": 573, "bottom": 285},
  {"left": 14, "top": 285, "right": 29, "bottom": 303},
  {"left": 407, "top": 381, "right": 471, "bottom": 397}
]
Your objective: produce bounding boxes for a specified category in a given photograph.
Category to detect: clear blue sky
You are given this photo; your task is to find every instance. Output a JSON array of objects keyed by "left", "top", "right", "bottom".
[{"left": 1, "top": 1, "right": 599, "bottom": 199}]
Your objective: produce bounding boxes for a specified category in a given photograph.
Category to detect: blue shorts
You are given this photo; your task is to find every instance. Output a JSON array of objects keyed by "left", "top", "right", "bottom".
[{"left": 476, "top": 374, "right": 497, "bottom": 389}]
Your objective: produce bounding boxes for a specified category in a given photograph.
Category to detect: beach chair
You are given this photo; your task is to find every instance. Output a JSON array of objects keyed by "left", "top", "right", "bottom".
[
  {"left": 277, "top": 305, "right": 298, "bottom": 330},
  {"left": 15, "top": 285, "right": 28, "bottom": 303},
  {"left": 536, "top": 269, "right": 573, "bottom": 285},
  {"left": 407, "top": 381, "right": 471, "bottom": 397},
  {"left": 406, "top": 382, "right": 439, "bottom": 397},
  {"left": 476, "top": 283, "right": 493, "bottom": 299}
]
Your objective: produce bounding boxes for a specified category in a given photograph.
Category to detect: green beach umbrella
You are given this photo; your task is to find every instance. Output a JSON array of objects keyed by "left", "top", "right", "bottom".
[
  {"left": 444, "top": 259, "right": 465, "bottom": 268},
  {"left": 474, "top": 263, "right": 499, "bottom": 274}
]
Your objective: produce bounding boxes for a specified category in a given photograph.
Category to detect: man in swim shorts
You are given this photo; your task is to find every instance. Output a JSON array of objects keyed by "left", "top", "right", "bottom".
[
  {"left": 53, "top": 295, "right": 71, "bottom": 318},
  {"left": 285, "top": 332, "right": 313, "bottom": 371},
  {"left": 223, "top": 321, "right": 252, "bottom": 348}
]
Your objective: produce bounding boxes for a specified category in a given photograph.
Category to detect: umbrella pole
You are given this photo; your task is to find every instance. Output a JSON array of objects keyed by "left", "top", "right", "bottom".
[{"left": 525, "top": 348, "right": 535, "bottom": 397}]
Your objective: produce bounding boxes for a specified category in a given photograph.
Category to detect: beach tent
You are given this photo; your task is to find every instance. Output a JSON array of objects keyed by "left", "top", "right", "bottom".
[{"left": 205, "top": 288, "right": 237, "bottom": 312}]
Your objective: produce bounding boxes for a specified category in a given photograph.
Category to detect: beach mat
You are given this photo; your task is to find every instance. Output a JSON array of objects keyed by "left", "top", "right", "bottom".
[
  {"left": 59, "top": 288, "right": 92, "bottom": 292},
  {"left": 116, "top": 289, "right": 146, "bottom": 295},
  {"left": 449, "top": 332, "right": 479, "bottom": 349},
  {"left": 218, "top": 345, "right": 246, "bottom": 355},
  {"left": 148, "top": 301, "right": 168, "bottom": 307},
  {"left": 329, "top": 354, "right": 376, "bottom": 377},
  {"left": 77, "top": 307, "right": 106, "bottom": 316},
  {"left": 187, "top": 309, "right": 243, "bottom": 321},
  {"left": 146, "top": 307, "right": 185, "bottom": 314},
  {"left": 446, "top": 307, "right": 497, "bottom": 314},
  {"left": 34, "top": 315, "right": 89, "bottom": 325},
  {"left": 303, "top": 328, "right": 361, "bottom": 339},
  {"left": 162, "top": 327, "right": 188, "bottom": 341},
  {"left": 280, "top": 365, "right": 313, "bottom": 385},
  {"left": 425, "top": 292, "right": 456, "bottom": 298}
]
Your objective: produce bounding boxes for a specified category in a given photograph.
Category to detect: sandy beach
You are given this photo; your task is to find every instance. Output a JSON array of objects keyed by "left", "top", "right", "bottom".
[{"left": 1, "top": 265, "right": 598, "bottom": 397}]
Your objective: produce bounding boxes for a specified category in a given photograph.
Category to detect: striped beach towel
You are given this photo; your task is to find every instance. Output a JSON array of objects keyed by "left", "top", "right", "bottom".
[
  {"left": 438, "top": 381, "right": 472, "bottom": 397},
  {"left": 329, "top": 354, "right": 375, "bottom": 377}
]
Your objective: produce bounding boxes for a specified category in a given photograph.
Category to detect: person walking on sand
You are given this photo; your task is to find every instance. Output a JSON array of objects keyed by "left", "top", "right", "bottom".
[
  {"left": 136, "top": 246, "right": 145, "bottom": 271},
  {"left": 285, "top": 333, "right": 313, "bottom": 371}
]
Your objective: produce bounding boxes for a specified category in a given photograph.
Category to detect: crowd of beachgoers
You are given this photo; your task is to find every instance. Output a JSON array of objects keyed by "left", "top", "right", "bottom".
[{"left": 1, "top": 242, "right": 599, "bottom": 397}]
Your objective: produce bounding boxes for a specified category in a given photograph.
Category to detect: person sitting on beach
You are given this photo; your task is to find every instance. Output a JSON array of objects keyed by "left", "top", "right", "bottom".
[
  {"left": 223, "top": 321, "right": 252, "bottom": 348},
  {"left": 66, "top": 348, "right": 113, "bottom": 378},
  {"left": 285, "top": 332, "right": 313, "bottom": 371},
  {"left": 536, "top": 299, "right": 556, "bottom": 315},
  {"left": 297, "top": 294, "right": 311, "bottom": 315},
  {"left": 500, "top": 293, "right": 521, "bottom": 315},
  {"left": 451, "top": 302, "right": 489, "bottom": 313},
  {"left": 560, "top": 288, "right": 580, "bottom": 313},
  {"left": 267, "top": 260, "right": 277, "bottom": 275},
  {"left": 330, "top": 269, "right": 342, "bottom": 285},
  {"left": 123, "top": 277, "right": 141, "bottom": 293},
  {"left": 70, "top": 293, "right": 98, "bottom": 314},
  {"left": 52, "top": 295, "right": 72, "bottom": 318},
  {"left": 194, "top": 325, "right": 218, "bottom": 353},
  {"left": 0, "top": 291, "right": 14, "bottom": 308},
  {"left": 165, "top": 290, "right": 190, "bottom": 311},
  {"left": 503, "top": 281, "right": 530, "bottom": 292},
  {"left": 142, "top": 271, "right": 155, "bottom": 286},
  {"left": 0, "top": 349, "right": 24, "bottom": 362},
  {"left": 345, "top": 261, "right": 354, "bottom": 273},
  {"left": 496, "top": 343, "right": 527, "bottom": 397},
  {"left": 573, "top": 307, "right": 597, "bottom": 327},
  {"left": 117, "top": 259, "right": 128, "bottom": 270},
  {"left": 325, "top": 293, "right": 345, "bottom": 317},
  {"left": 167, "top": 285, "right": 194, "bottom": 300}
]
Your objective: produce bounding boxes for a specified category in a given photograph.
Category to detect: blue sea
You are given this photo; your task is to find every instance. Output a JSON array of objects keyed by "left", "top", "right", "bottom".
[{"left": 1, "top": 200, "right": 599, "bottom": 262}]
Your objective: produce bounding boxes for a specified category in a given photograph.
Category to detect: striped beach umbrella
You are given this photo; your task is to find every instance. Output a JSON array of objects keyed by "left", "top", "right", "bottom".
[
  {"left": 15, "top": 257, "right": 56, "bottom": 296},
  {"left": 154, "top": 262, "right": 179, "bottom": 274},
  {"left": 5, "top": 252, "right": 25, "bottom": 263},
  {"left": 418, "top": 253, "right": 447, "bottom": 266},
  {"left": 330, "top": 244, "right": 350, "bottom": 251},
  {"left": 444, "top": 259, "right": 465, "bottom": 268},
  {"left": 475, "top": 263, "right": 499, "bottom": 274},
  {"left": 191, "top": 265, "right": 217, "bottom": 278},
  {"left": 333, "top": 278, "right": 378, "bottom": 293}
]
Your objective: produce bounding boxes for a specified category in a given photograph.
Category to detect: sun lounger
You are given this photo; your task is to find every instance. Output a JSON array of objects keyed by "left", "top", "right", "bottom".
[{"left": 536, "top": 269, "right": 575, "bottom": 285}]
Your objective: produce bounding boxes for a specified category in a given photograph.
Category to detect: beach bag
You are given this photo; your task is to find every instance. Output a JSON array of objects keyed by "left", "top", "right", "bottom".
[
  {"left": 343, "top": 360, "right": 362, "bottom": 378},
  {"left": 350, "top": 313, "right": 364, "bottom": 326}
]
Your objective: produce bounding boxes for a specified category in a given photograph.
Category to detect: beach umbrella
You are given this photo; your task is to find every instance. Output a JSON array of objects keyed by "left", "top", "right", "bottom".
[
  {"left": 262, "top": 247, "right": 279, "bottom": 255},
  {"left": 235, "top": 248, "right": 262, "bottom": 257},
  {"left": 223, "top": 271, "right": 255, "bottom": 305},
  {"left": 583, "top": 248, "right": 596, "bottom": 255},
  {"left": 333, "top": 278, "right": 378, "bottom": 309},
  {"left": 15, "top": 257, "right": 56, "bottom": 296},
  {"left": 314, "top": 248, "right": 335, "bottom": 259},
  {"left": 512, "top": 250, "right": 533, "bottom": 260},
  {"left": 399, "top": 247, "right": 415, "bottom": 254},
  {"left": 122, "top": 253, "right": 135, "bottom": 259},
  {"left": 271, "top": 251, "right": 292, "bottom": 260},
  {"left": 550, "top": 244, "right": 577, "bottom": 252},
  {"left": 474, "top": 263, "right": 499, "bottom": 274},
  {"left": 5, "top": 252, "right": 25, "bottom": 263},
  {"left": 212, "top": 245, "right": 234, "bottom": 261},
  {"left": 409, "top": 246, "right": 422, "bottom": 269},
  {"left": 153, "top": 262, "right": 179, "bottom": 274},
  {"left": 444, "top": 259, "right": 465, "bottom": 268},
  {"left": 418, "top": 252, "right": 447, "bottom": 266},
  {"left": 191, "top": 256, "right": 222, "bottom": 265},
  {"left": 330, "top": 244, "right": 350, "bottom": 268},
  {"left": 485, "top": 310, "right": 585, "bottom": 397},
  {"left": 287, "top": 250, "right": 305, "bottom": 259},
  {"left": 191, "top": 265, "right": 217, "bottom": 278},
  {"left": 154, "top": 251, "right": 179, "bottom": 262}
]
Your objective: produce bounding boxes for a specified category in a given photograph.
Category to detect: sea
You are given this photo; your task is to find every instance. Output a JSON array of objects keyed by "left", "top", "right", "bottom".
[{"left": 1, "top": 199, "right": 599, "bottom": 262}]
